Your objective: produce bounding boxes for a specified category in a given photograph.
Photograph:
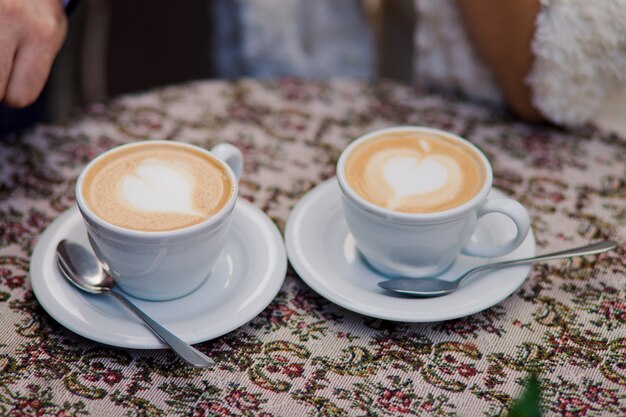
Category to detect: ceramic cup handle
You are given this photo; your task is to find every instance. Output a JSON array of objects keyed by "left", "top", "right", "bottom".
[
  {"left": 211, "top": 143, "right": 243, "bottom": 181},
  {"left": 462, "top": 199, "right": 530, "bottom": 258}
]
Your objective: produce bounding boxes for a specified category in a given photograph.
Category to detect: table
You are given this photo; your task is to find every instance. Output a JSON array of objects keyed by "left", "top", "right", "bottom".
[{"left": 1, "top": 80, "right": 624, "bottom": 416}]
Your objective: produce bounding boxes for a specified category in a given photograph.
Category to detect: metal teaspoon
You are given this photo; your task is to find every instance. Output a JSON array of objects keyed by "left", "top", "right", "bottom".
[
  {"left": 378, "top": 240, "right": 617, "bottom": 297},
  {"left": 55, "top": 239, "right": 214, "bottom": 368}
]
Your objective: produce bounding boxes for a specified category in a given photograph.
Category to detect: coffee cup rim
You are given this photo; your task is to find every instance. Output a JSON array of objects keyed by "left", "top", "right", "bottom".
[
  {"left": 75, "top": 140, "right": 239, "bottom": 239},
  {"left": 336, "top": 126, "right": 494, "bottom": 222}
]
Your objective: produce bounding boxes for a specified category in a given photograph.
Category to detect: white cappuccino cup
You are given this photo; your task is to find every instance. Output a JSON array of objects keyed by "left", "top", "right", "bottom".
[
  {"left": 337, "top": 126, "right": 530, "bottom": 278},
  {"left": 75, "top": 140, "right": 243, "bottom": 300}
]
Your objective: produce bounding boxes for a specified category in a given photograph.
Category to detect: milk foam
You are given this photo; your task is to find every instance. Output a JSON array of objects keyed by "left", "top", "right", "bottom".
[
  {"left": 121, "top": 159, "right": 201, "bottom": 216},
  {"left": 83, "top": 143, "right": 233, "bottom": 231},
  {"left": 365, "top": 149, "right": 462, "bottom": 210},
  {"left": 344, "top": 132, "right": 484, "bottom": 213},
  {"left": 383, "top": 156, "right": 449, "bottom": 197}
]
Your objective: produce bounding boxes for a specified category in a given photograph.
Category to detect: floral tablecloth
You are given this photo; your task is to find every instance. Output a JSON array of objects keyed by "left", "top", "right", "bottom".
[{"left": 1, "top": 80, "right": 625, "bottom": 417}]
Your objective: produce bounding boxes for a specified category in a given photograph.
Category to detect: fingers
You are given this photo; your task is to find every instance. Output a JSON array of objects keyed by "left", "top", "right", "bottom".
[
  {"left": 0, "top": 1, "right": 20, "bottom": 102},
  {"left": 0, "top": 39, "right": 17, "bottom": 102},
  {"left": 0, "top": 0, "right": 67, "bottom": 108},
  {"left": 4, "top": 25, "right": 65, "bottom": 108}
]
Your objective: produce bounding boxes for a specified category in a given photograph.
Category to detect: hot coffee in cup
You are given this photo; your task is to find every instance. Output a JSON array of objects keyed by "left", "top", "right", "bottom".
[
  {"left": 344, "top": 131, "right": 486, "bottom": 214},
  {"left": 76, "top": 140, "right": 243, "bottom": 300},
  {"left": 82, "top": 142, "right": 234, "bottom": 232},
  {"left": 337, "top": 126, "right": 530, "bottom": 278}
]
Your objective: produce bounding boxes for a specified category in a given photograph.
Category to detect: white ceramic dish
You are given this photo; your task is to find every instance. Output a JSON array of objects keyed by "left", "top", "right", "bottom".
[
  {"left": 285, "top": 179, "right": 536, "bottom": 322},
  {"left": 30, "top": 200, "right": 287, "bottom": 349}
]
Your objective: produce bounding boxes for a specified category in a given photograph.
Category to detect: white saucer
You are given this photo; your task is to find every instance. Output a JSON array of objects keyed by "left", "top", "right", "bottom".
[
  {"left": 285, "top": 179, "right": 536, "bottom": 322},
  {"left": 30, "top": 200, "right": 287, "bottom": 349}
]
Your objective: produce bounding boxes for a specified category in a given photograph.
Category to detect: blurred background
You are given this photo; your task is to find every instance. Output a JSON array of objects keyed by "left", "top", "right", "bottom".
[
  {"left": 0, "top": 0, "right": 415, "bottom": 136},
  {"left": 1, "top": 0, "right": 624, "bottom": 137}
]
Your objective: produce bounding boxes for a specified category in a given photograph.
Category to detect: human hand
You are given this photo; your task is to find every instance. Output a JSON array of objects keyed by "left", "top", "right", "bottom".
[{"left": 0, "top": 0, "right": 67, "bottom": 108}]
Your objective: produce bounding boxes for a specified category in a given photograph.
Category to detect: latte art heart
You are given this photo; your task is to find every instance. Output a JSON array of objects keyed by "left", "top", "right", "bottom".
[
  {"left": 344, "top": 131, "right": 485, "bottom": 213},
  {"left": 83, "top": 143, "right": 233, "bottom": 231},
  {"left": 121, "top": 159, "right": 202, "bottom": 216},
  {"left": 383, "top": 156, "right": 449, "bottom": 197},
  {"left": 364, "top": 149, "right": 462, "bottom": 210}
]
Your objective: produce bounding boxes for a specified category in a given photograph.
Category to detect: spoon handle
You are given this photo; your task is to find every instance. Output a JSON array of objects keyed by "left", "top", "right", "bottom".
[
  {"left": 467, "top": 240, "right": 617, "bottom": 278},
  {"left": 109, "top": 291, "right": 215, "bottom": 368}
]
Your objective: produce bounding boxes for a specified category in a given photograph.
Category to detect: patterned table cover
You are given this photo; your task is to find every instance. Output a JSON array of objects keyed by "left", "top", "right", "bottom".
[{"left": 0, "top": 80, "right": 624, "bottom": 417}]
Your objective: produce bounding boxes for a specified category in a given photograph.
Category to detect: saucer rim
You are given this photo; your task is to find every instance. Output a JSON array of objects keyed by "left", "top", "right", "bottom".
[
  {"left": 285, "top": 178, "right": 536, "bottom": 322},
  {"left": 30, "top": 199, "right": 287, "bottom": 349}
]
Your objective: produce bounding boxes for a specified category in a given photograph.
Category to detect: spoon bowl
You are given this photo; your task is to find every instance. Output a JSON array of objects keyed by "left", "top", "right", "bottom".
[{"left": 56, "top": 241, "right": 113, "bottom": 294}]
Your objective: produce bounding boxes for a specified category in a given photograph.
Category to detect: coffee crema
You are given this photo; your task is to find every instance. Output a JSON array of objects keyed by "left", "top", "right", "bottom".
[
  {"left": 82, "top": 143, "right": 233, "bottom": 232},
  {"left": 344, "top": 131, "right": 485, "bottom": 213}
]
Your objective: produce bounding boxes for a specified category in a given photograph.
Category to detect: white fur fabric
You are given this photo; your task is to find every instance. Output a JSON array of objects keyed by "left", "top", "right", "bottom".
[{"left": 528, "top": 0, "right": 626, "bottom": 126}]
